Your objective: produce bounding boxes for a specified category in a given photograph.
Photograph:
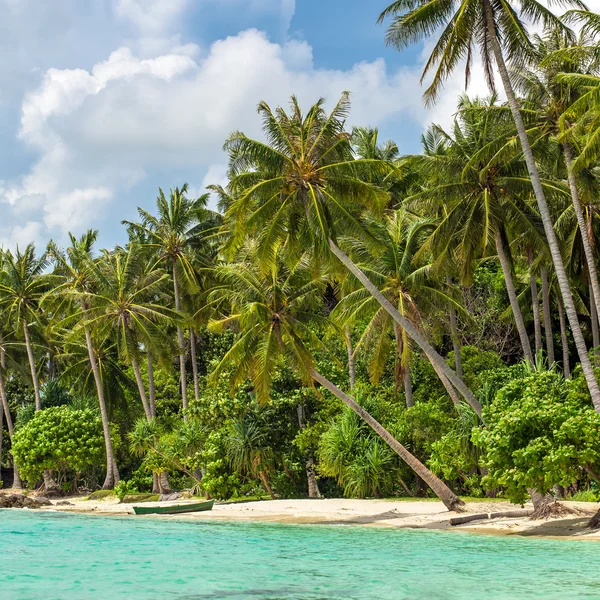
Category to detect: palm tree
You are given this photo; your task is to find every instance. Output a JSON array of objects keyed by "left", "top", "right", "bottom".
[
  {"left": 47, "top": 231, "right": 120, "bottom": 489},
  {"left": 514, "top": 29, "right": 600, "bottom": 328},
  {"left": 0, "top": 245, "right": 50, "bottom": 412},
  {"left": 208, "top": 245, "right": 465, "bottom": 511},
  {"left": 379, "top": 0, "right": 600, "bottom": 409},
  {"left": 123, "top": 185, "right": 221, "bottom": 417},
  {"left": 221, "top": 93, "right": 482, "bottom": 417},
  {"left": 334, "top": 212, "right": 465, "bottom": 408},
  {"left": 407, "top": 97, "right": 550, "bottom": 364},
  {"left": 81, "top": 245, "right": 180, "bottom": 422}
]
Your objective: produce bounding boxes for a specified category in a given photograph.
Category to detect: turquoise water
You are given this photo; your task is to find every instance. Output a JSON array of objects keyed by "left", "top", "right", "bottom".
[{"left": 0, "top": 510, "right": 599, "bottom": 599}]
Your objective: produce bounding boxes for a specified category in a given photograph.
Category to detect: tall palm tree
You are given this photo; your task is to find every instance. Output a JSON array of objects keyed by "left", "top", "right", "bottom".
[
  {"left": 379, "top": 0, "right": 600, "bottom": 409},
  {"left": 81, "top": 245, "right": 180, "bottom": 422},
  {"left": 0, "top": 245, "right": 50, "bottom": 412},
  {"left": 47, "top": 231, "right": 120, "bottom": 489},
  {"left": 221, "top": 93, "right": 482, "bottom": 417},
  {"left": 208, "top": 245, "right": 465, "bottom": 511},
  {"left": 514, "top": 28, "right": 600, "bottom": 327},
  {"left": 334, "top": 212, "right": 465, "bottom": 408},
  {"left": 407, "top": 97, "right": 550, "bottom": 364},
  {"left": 123, "top": 185, "right": 221, "bottom": 417}
]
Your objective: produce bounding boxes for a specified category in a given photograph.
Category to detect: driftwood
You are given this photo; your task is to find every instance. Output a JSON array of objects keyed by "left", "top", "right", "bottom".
[
  {"left": 489, "top": 509, "right": 533, "bottom": 519},
  {"left": 450, "top": 513, "right": 489, "bottom": 526},
  {"left": 450, "top": 509, "right": 534, "bottom": 526}
]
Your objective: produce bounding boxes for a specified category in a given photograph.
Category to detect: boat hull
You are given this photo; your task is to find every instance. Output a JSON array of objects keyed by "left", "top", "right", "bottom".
[{"left": 132, "top": 500, "right": 214, "bottom": 515}]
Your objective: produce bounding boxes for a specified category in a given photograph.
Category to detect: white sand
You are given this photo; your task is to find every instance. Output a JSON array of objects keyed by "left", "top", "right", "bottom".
[{"left": 22, "top": 494, "right": 600, "bottom": 540}]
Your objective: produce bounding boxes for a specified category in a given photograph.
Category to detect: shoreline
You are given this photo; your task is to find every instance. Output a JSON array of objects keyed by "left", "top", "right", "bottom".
[{"left": 9, "top": 493, "right": 599, "bottom": 541}]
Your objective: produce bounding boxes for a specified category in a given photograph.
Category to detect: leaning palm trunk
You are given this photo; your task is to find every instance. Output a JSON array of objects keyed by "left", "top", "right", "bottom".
[
  {"left": 190, "top": 328, "right": 200, "bottom": 402},
  {"left": 563, "top": 142, "right": 600, "bottom": 326},
  {"left": 172, "top": 263, "right": 188, "bottom": 418},
  {"left": 0, "top": 364, "right": 21, "bottom": 489},
  {"left": 447, "top": 276, "right": 463, "bottom": 378},
  {"left": 22, "top": 320, "right": 42, "bottom": 411},
  {"left": 329, "top": 240, "right": 483, "bottom": 419},
  {"left": 84, "top": 328, "right": 119, "bottom": 489},
  {"left": 540, "top": 266, "right": 555, "bottom": 365},
  {"left": 495, "top": 232, "right": 534, "bottom": 363},
  {"left": 557, "top": 294, "right": 571, "bottom": 378},
  {"left": 530, "top": 269, "right": 542, "bottom": 355},
  {"left": 258, "top": 471, "right": 276, "bottom": 499},
  {"left": 394, "top": 324, "right": 413, "bottom": 407},
  {"left": 483, "top": 0, "right": 600, "bottom": 409},
  {"left": 309, "top": 368, "right": 464, "bottom": 511}
]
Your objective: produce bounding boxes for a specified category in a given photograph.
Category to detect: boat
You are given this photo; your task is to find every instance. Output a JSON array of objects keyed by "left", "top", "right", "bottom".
[{"left": 132, "top": 499, "right": 214, "bottom": 515}]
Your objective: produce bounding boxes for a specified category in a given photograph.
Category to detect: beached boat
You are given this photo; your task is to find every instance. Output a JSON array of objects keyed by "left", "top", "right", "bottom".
[{"left": 132, "top": 500, "right": 214, "bottom": 515}]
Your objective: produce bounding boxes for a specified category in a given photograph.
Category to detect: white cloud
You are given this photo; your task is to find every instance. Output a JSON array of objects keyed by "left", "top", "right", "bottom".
[{"left": 115, "top": 0, "right": 189, "bottom": 35}]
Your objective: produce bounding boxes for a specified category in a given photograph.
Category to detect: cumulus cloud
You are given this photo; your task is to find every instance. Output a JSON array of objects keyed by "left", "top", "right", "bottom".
[{"left": 1, "top": 28, "right": 427, "bottom": 245}]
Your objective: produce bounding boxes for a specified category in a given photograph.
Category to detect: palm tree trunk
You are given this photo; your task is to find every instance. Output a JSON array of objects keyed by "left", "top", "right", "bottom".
[
  {"left": 22, "top": 320, "right": 41, "bottom": 411},
  {"left": 404, "top": 367, "right": 414, "bottom": 408},
  {"left": 159, "top": 472, "right": 172, "bottom": 494},
  {"left": 131, "top": 354, "right": 152, "bottom": 421},
  {"left": 147, "top": 353, "right": 156, "bottom": 418},
  {"left": 447, "top": 276, "right": 463, "bottom": 378},
  {"left": 309, "top": 367, "right": 464, "bottom": 511},
  {"left": 484, "top": 0, "right": 600, "bottom": 410},
  {"left": 394, "top": 323, "right": 414, "bottom": 407},
  {"left": 328, "top": 240, "right": 483, "bottom": 419},
  {"left": 495, "top": 231, "right": 534, "bottom": 363},
  {"left": 297, "top": 404, "right": 321, "bottom": 498},
  {"left": 0, "top": 361, "right": 21, "bottom": 489},
  {"left": 431, "top": 360, "right": 460, "bottom": 406},
  {"left": 84, "top": 327, "right": 119, "bottom": 489},
  {"left": 190, "top": 328, "right": 200, "bottom": 402},
  {"left": 557, "top": 293, "right": 571, "bottom": 378},
  {"left": 541, "top": 266, "right": 555, "bottom": 366},
  {"left": 259, "top": 470, "right": 276, "bottom": 499},
  {"left": 590, "top": 284, "right": 600, "bottom": 367},
  {"left": 345, "top": 325, "right": 356, "bottom": 390},
  {"left": 563, "top": 142, "right": 600, "bottom": 325},
  {"left": 172, "top": 262, "right": 188, "bottom": 417},
  {"left": 530, "top": 268, "right": 542, "bottom": 356}
]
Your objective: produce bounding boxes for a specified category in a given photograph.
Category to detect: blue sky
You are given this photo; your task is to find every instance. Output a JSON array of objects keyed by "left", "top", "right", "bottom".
[{"left": 0, "top": 0, "right": 487, "bottom": 250}]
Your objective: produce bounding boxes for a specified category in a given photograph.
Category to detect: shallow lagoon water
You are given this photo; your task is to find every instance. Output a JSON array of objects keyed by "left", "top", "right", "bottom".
[{"left": 0, "top": 509, "right": 599, "bottom": 599}]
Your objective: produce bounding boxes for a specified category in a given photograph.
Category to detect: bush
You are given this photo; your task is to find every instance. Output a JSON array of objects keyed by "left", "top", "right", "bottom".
[{"left": 12, "top": 406, "right": 105, "bottom": 487}]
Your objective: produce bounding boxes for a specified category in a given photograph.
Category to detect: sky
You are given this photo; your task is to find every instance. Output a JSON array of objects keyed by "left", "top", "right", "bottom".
[{"left": 0, "top": 0, "right": 582, "bottom": 251}]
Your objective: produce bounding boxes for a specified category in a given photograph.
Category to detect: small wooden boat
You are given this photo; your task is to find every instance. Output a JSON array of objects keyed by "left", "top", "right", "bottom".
[{"left": 132, "top": 499, "right": 214, "bottom": 516}]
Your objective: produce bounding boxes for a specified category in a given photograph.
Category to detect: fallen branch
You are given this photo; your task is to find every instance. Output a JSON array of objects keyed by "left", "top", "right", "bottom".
[
  {"left": 450, "top": 513, "right": 489, "bottom": 526},
  {"left": 489, "top": 509, "right": 533, "bottom": 519}
]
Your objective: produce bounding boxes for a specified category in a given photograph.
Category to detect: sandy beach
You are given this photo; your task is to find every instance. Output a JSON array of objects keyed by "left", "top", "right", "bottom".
[{"left": 15, "top": 494, "right": 599, "bottom": 540}]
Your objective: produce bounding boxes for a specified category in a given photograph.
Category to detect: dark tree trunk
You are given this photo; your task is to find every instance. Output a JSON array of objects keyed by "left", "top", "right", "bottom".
[
  {"left": 590, "top": 284, "right": 600, "bottom": 367},
  {"left": 0, "top": 357, "right": 22, "bottom": 489},
  {"left": 259, "top": 471, "right": 276, "bottom": 499}
]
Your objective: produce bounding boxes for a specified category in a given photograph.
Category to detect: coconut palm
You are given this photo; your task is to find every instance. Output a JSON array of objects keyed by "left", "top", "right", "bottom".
[
  {"left": 47, "top": 231, "right": 121, "bottom": 489},
  {"left": 513, "top": 28, "right": 600, "bottom": 327},
  {"left": 123, "top": 185, "right": 221, "bottom": 416},
  {"left": 379, "top": 0, "right": 600, "bottom": 409},
  {"left": 208, "top": 244, "right": 465, "bottom": 511},
  {"left": 407, "top": 97, "right": 552, "bottom": 364},
  {"left": 334, "top": 212, "right": 465, "bottom": 408},
  {"left": 221, "top": 93, "right": 482, "bottom": 417},
  {"left": 0, "top": 245, "right": 51, "bottom": 412}
]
